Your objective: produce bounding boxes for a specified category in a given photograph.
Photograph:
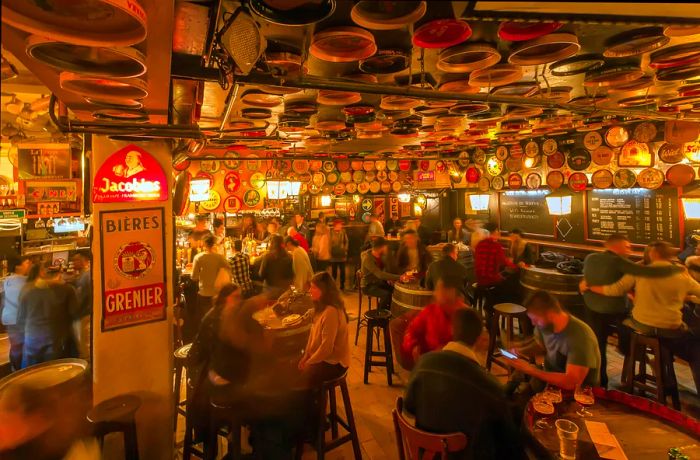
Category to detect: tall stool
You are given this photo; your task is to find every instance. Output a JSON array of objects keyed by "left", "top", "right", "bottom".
[
  {"left": 621, "top": 329, "right": 680, "bottom": 410},
  {"left": 204, "top": 399, "right": 243, "bottom": 460},
  {"left": 173, "top": 342, "right": 192, "bottom": 431},
  {"left": 295, "top": 372, "right": 362, "bottom": 460},
  {"left": 88, "top": 394, "right": 141, "bottom": 460},
  {"left": 363, "top": 309, "right": 394, "bottom": 385},
  {"left": 486, "top": 303, "right": 530, "bottom": 373},
  {"left": 354, "top": 270, "right": 381, "bottom": 345}
]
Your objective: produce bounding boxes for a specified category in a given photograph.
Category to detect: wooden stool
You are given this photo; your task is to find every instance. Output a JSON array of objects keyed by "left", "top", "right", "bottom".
[
  {"left": 173, "top": 343, "right": 192, "bottom": 431},
  {"left": 88, "top": 394, "right": 141, "bottom": 460},
  {"left": 182, "top": 377, "right": 204, "bottom": 460},
  {"left": 486, "top": 303, "right": 529, "bottom": 373},
  {"left": 295, "top": 371, "right": 362, "bottom": 460},
  {"left": 354, "top": 270, "right": 382, "bottom": 345},
  {"left": 621, "top": 329, "right": 680, "bottom": 410},
  {"left": 363, "top": 309, "right": 394, "bottom": 385},
  {"left": 204, "top": 399, "right": 243, "bottom": 460}
]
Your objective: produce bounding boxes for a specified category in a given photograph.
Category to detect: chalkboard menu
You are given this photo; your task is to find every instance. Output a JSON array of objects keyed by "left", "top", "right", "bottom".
[
  {"left": 499, "top": 191, "right": 556, "bottom": 237},
  {"left": 586, "top": 187, "right": 680, "bottom": 246}
]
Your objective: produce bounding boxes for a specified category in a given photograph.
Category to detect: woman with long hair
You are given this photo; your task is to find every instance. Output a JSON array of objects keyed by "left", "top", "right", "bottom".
[
  {"left": 259, "top": 235, "right": 294, "bottom": 295},
  {"left": 299, "top": 271, "right": 351, "bottom": 386},
  {"left": 447, "top": 217, "right": 470, "bottom": 245}
]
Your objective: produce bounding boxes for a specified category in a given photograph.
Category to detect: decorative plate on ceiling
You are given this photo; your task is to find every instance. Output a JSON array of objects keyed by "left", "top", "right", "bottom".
[
  {"left": 549, "top": 53, "right": 605, "bottom": 76},
  {"left": 508, "top": 33, "right": 580, "bottom": 65},
  {"left": 249, "top": 0, "right": 336, "bottom": 26},
  {"left": 350, "top": 1, "right": 426, "bottom": 30},
  {"left": 310, "top": 26, "right": 376, "bottom": 63},
  {"left": 412, "top": 19, "right": 472, "bottom": 49},
  {"left": 603, "top": 26, "right": 669, "bottom": 57},
  {"left": 497, "top": 21, "right": 562, "bottom": 41},
  {"left": 469, "top": 64, "right": 523, "bottom": 87},
  {"left": 437, "top": 43, "right": 501, "bottom": 73},
  {"left": 508, "top": 173, "right": 522, "bottom": 189},
  {"left": 359, "top": 49, "right": 410, "bottom": 74}
]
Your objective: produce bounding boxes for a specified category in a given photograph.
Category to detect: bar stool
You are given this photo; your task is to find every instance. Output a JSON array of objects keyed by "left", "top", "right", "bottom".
[
  {"left": 182, "top": 379, "right": 204, "bottom": 460},
  {"left": 363, "top": 309, "right": 394, "bottom": 385},
  {"left": 173, "top": 343, "right": 192, "bottom": 431},
  {"left": 204, "top": 399, "right": 244, "bottom": 460},
  {"left": 354, "top": 270, "right": 382, "bottom": 345},
  {"left": 486, "top": 303, "right": 530, "bottom": 373},
  {"left": 295, "top": 371, "right": 362, "bottom": 460},
  {"left": 87, "top": 394, "right": 141, "bottom": 460},
  {"left": 621, "top": 328, "right": 680, "bottom": 410}
]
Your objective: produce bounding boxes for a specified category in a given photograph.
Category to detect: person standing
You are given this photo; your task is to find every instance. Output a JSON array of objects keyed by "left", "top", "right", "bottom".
[
  {"left": 188, "top": 215, "right": 212, "bottom": 252},
  {"left": 259, "top": 235, "right": 294, "bottom": 296},
  {"left": 311, "top": 220, "right": 331, "bottom": 272},
  {"left": 581, "top": 233, "right": 681, "bottom": 388},
  {"left": 212, "top": 218, "right": 226, "bottom": 255},
  {"left": 191, "top": 235, "right": 231, "bottom": 325},
  {"left": 365, "top": 214, "right": 385, "bottom": 243},
  {"left": 286, "top": 237, "right": 314, "bottom": 292},
  {"left": 17, "top": 264, "right": 80, "bottom": 367},
  {"left": 415, "top": 217, "right": 432, "bottom": 245},
  {"left": 396, "top": 229, "right": 433, "bottom": 281},
  {"left": 2, "top": 256, "right": 32, "bottom": 370},
  {"left": 447, "top": 217, "right": 470, "bottom": 245},
  {"left": 71, "top": 251, "right": 92, "bottom": 359},
  {"left": 329, "top": 220, "right": 349, "bottom": 290},
  {"left": 361, "top": 237, "right": 403, "bottom": 310},
  {"left": 294, "top": 213, "right": 311, "bottom": 242},
  {"left": 287, "top": 226, "right": 309, "bottom": 253},
  {"left": 228, "top": 239, "right": 255, "bottom": 298}
]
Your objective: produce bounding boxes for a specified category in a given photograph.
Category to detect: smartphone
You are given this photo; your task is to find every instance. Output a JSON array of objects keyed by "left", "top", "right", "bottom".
[{"left": 499, "top": 348, "right": 518, "bottom": 359}]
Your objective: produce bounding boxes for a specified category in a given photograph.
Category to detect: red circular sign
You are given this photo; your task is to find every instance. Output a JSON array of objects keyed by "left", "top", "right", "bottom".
[
  {"left": 223, "top": 195, "right": 242, "bottom": 213},
  {"left": 547, "top": 151, "right": 566, "bottom": 169},
  {"left": 224, "top": 172, "right": 241, "bottom": 194},
  {"left": 568, "top": 172, "right": 588, "bottom": 191},
  {"left": 466, "top": 166, "right": 481, "bottom": 183},
  {"left": 508, "top": 173, "right": 523, "bottom": 189},
  {"left": 398, "top": 159, "right": 412, "bottom": 171},
  {"left": 115, "top": 241, "right": 154, "bottom": 280}
]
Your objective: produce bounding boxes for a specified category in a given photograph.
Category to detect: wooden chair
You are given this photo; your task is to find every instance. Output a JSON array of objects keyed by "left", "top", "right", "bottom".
[{"left": 392, "top": 397, "right": 467, "bottom": 460}]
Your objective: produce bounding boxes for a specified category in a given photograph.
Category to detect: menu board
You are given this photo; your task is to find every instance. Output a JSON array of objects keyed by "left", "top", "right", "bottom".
[
  {"left": 586, "top": 187, "right": 680, "bottom": 246},
  {"left": 499, "top": 191, "right": 556, "bottom": 237}
]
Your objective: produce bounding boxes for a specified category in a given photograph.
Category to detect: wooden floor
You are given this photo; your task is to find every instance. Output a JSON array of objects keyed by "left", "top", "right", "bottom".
[{"left": 175, "top": 289, "right": 700, "bottom": 459}]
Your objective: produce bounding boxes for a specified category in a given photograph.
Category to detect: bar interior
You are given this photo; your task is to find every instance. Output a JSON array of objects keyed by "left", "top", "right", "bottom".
[{"left": 1, "top": 1, "right": 700, "bottom": 459}]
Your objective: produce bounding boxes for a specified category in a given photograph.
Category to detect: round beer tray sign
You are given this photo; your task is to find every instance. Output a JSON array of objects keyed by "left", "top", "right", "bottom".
[
  {"left": 325, "top": 171, "right": 340, "bottom": 185},
  {"left": 685, "top": 141, "right": 700, "bottom": 163},
  {"left": 361, "top": 211, "right": 372, "bottom": 224},
  {"left": 243, "top": 189, "right": 260, "bottom": 207},
  {"left": 466, "top": 166, "right": 481, "bottom": 183},
  {"left": 473, "top": 148, "right": 486, "bottom": 165},
  {"left": 308, "top": 183, "right": 321, "bottom": 195},
  {"left": 380, "top": 181, "right": 391, "bottom": 193},
  {"left": 605, "top": 125, "right": 629, "bottom": 147},
  {"left": 525, "top": 140, "right": 539, "bottom": 157},
  {"left": 115, "top": 241, "right": 154, "bottom": 280},
  {"left": 592, "top": 169, "right": 614, "bottom": 189},
  {"left": 613, "top": 169, "right": 637, "bottom": 188},
  {"left": 375, "top": 160, "right": 387, "bottom": 171},
  {"left": 658, "top": 143, "right": 684, "bottom": 164},
  {"left": 292, "top": 160, "right": 309, "bottom": 174},
  {"left": 312, "top": 172, "right": 326, "bottom": 187},
  {"left": 223, "top": 152, "right": 241, "bottom": 170},
  {"left": 358, "top": 182, "right": 370, "bottom": 194},
  {"left": 508, "top": 173, "right": 523, "bottom": 189},
  {"left": 568, "top": 172, "right": 588, "bottom": 192},
  {"left": 365, "top": 170, "right": 376, "bottom": 182},
  {"left": 249, "top": 172, "right": 265, "bottom": 190},
  {"left": 223, "top": 195, "right": 242, "bottom": 213},
  {"left": 496, "top": 145, "right": 509, "bottom": 160},
  {"left": 542, "top": 138, "right": 558, "bottom": 156},
  {"left": 334, "top": 183, "right": 346, "bottom": 195},
  {"left": 352, "top": 170, "right": 365, "bottom": 183},
  {"left": 369, "top": 181, "right": 381, "bottom": 193},
  {"left": 591, "top": 146, "right": 614, "bottom": 166},
  {"left": 361, "top": 198, "right": 373, "bottom": 211},
  {"left": 567, "top": 148, "right": 591, "bottom": 171},
  {"left": 525, "top": 172, "right": 542, "bottom": 189},
  {"left": 547, "top": 151, "right": 566, "bottom": 169},
  {"left": 391, "top": 181, "right": 402, "bottom": 192},
  {"left": 458, "top": 151, "right": 471, "bottom": 167},
  {"left": 546, "top": 170, "right": 565, "bottom": 189},
  {"left": 337, "top": 160, "right": 351, "bottom": 172},
  {"left": 398, "top": 159, "right": 412, "bottom": 171},
  {"left": 376, "top": 170, "right": 388, "bottom": 182},
  {"left": 340, "top": 171, "right": 353, "bottom": 183},
  {"left": 478, "top": 176, "right": 491, "bottom": 191},
  {"left": 486, "top": 157, "right": 504, "bottom": 176},
  {"left": 311, "top": 160, "right": 325, "bottom": 171},
  {"left": 388, "top": 171, "right": 399, "bottom": 182},
  {"left": 200, "top": 157, "right": 220, "bottom": 173},
  {"left": 224, "top": 172, "right": 241, "bottom": 194},
  {"left": 583, "top": 131, "right": 603, "bottom": 151},
  {"left": 363, "top": 160, "right": 376, "bottom": 171},
  {"left": 491, "top": 175, "right": 505, "bottom": 190},
  {"left": 505, "top": 155, "right": 523, "bottom": 172},
  {"left": 322, "top": 161, "right": 335, "bottom": 172},
  {"left": 633, "top": 121, "right": 657, "bottom": 143},
  {"left": 346, "top": 182, "right": 357, "bottom": 193},
  {"left": 386, "top": 159, "right": 399, "bottom": 171},
  {"left": 666, "top": 164, "right": 695, "bottom": 187},
  {"left": 201, "top": 190, "right": 221, "bottom": 211},
  {"left": 637, "top": 168, "right": 665, "bottom": 189}
]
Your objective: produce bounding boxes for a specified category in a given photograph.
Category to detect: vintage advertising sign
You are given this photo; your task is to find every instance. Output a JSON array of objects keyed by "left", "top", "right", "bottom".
[
  {"left": 18, "top": 143, "right": 72, "bottom": 179},
  {"left": 99, "top": 208, "right": 167, "bottom": 331},
  {"left": 24, "top": 179, "right": 79, "bottom": 203},
  {"left": 92, "top": 144, "right": 168, "bottom": 203}
]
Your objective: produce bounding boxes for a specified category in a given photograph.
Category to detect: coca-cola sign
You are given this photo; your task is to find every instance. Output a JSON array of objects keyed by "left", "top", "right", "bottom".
[{"left": 93, "top": 144, "right": 168, "bottom": 203}]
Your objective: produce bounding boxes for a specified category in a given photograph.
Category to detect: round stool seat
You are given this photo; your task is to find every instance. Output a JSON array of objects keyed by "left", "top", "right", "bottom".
[
  {"left": 88, "top": 394, "right": 141, "bottom": 424},
  {"left": 364, "top": 309, "right": 392, "bottom": 321},
  {"left": 175, "top": 343, "right": 192, "bottom": 360},
  {"left": 494, "top": 303, "right": 526, "bottom": 315}
]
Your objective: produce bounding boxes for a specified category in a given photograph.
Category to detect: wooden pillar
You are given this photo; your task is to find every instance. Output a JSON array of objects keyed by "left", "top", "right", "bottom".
[{"left": 90, "top": 136, "right": 173, "bottom": 459}]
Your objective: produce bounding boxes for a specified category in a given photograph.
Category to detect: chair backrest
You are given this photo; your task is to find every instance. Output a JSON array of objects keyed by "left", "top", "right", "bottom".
[{"left": 392, "top": 397, "right": 467, "bottom": 460}]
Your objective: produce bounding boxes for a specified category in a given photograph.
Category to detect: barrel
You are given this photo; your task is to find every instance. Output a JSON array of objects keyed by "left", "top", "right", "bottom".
[
  {"left": 256, "top": 291, "right": 313, "bottom": 360},
  {"left": 427, "top": 243, "right": 475, "bottom": 280},
  {"left": 0, "top": 359, "right": 90, "bottom": 455},
  {"left": 520, "top": 267, "right": 585, "bottom": 319},
  {"left": 391, "top": 282, "right": 433, "bottom": 318}
]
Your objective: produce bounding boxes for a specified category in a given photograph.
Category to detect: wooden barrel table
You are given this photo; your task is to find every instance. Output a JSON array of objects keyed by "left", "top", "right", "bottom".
[
  {"left": 520, "top": 266, "right": 585, "bottom": 319},
  {"left": 391, "top": 282, "right": 433, "bottom": 318},
  {"left": 254, "top": 291, "right": 313, "bottom": 360},
  {"left": 427, "top": 243, "right": 475, "bottom": 279}
]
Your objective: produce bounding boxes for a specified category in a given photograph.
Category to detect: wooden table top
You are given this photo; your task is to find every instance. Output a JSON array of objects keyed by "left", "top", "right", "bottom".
[{"left": 526, "top": 389, "right": 700, "bottom": 459}]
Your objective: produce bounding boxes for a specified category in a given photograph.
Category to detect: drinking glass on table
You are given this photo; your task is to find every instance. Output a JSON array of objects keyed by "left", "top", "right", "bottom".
[
  {"left": 574, "top": 385, "right": 594, "bottom": 417},
  {"left": 532, "top": 393, "right": 554, "bottom": 430},
  {"left": 543, "top": 385, "right": 563, "bottom": 406},
  {"left": 555, "top": 419, "right": 579, "bottom": 460}
]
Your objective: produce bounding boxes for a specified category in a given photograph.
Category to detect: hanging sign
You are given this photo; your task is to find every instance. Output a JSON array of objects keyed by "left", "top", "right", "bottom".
[
  {"left": 92, "top": 144, "right": 168, "bottom": 203},
  {"left": 24, "top": 179, "right": 79, "bottom": 203},
  {"left": 18, "top": 143, "right": 72, "bottom": 179},
  {"left": 99, "top": 208, "right": 167, "bottom": 331}
]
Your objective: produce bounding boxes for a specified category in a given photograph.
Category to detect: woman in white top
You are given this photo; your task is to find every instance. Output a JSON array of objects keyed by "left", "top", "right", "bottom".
[{"left": 311, "top": 222, "right": 332, "bottom": 272}]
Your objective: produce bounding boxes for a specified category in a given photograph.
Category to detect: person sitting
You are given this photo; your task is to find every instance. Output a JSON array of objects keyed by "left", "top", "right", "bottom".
[
  {"left": 365, "top": 213, "right": 385, "bottom": 243},
  {"left": 424, "top": 243, "right": 470, "bottom": 297},
  {"left": 508, "top": 290, "right": 600, "bottom": 391},
  {"left": 404, "top": 308, "right": 526, "bottom": 460},
  {"left": 400, "top": 276, "right": 468, "bottom": 370},
  {"left": 287, "top": 226, "right": 309, "bottom": 253},
  {"left": 684, "top": 244, "right": 700, "bottom": 283},
  {"left": 581, "top": 240, "right": 700, "bottom": 392},
  {"left": 447, "top": 217, "right": 471, "bottom": 246},
  {"left": 228, "top": 239, "right": 256, "bottom": 298},
  {"left": 286, "top": 237, "right": 314, "bottom": 292},
  {"left": 361, "top": 237, "right": 403, "bottom": 310},
  {"left": 396, "top": 229, "right": 433, "bottom": 280},
  {"left": 508, "top": 228, "right": 535, "bottom": 266},
  {"left": 414, "top": 217, "right": 432, "bottom": 246},
  {"left": 259, "top": 235, "right": 294, "bottom": 296}
]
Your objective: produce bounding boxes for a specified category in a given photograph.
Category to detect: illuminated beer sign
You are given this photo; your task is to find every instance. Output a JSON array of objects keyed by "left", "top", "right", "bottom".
[{"left": 92, "top": 144, "right": 168, "bottom": 203}]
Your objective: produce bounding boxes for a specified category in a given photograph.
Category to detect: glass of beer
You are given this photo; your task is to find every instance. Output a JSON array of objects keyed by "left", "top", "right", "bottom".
[
  {"left": 574, "top": 385, "right": 595, "bottom": 417},
  {"left": 532, "top": 394, "right": 555, "bottom": 429},
  {"left": 555, "top": 419, "right": 579, "bottom": 460}
]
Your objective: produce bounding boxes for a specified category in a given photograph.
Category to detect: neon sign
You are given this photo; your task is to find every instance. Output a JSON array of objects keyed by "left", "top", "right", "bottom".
[{"left": 92, "top": 144, "right": 168, "bottom": 203}]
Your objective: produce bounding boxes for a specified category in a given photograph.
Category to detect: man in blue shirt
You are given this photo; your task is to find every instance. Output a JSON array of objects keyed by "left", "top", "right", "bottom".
[{"left": 2, "top": 256, "right": 32, "bottom": 370}]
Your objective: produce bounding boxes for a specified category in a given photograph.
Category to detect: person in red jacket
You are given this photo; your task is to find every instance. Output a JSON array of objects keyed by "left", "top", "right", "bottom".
[
  {"left": 401, "top": 276, "right": 468, "bottom": 369},
  {"left": 474, "top": 222, "right": 520, "bottom": 287},
  {"left": 287, "top": 226, "right": 309, "bottom": 253}
]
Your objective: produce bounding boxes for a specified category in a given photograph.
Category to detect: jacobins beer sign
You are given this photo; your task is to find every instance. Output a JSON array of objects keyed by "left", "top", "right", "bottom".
[
  {"left": 93, "top": 144, "right": 168, "bottom": 203},
  {"left": 99, "top": 208, "right": 167, "bottom": 331}
]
